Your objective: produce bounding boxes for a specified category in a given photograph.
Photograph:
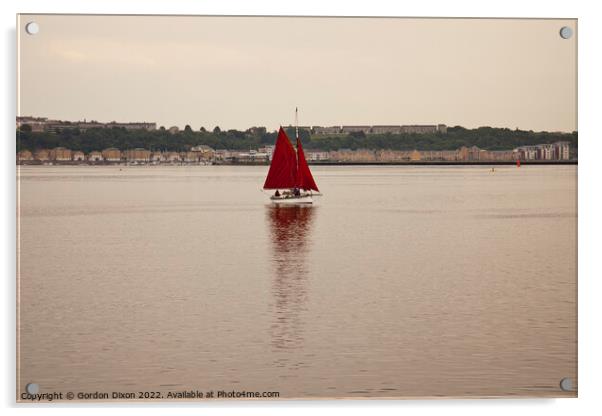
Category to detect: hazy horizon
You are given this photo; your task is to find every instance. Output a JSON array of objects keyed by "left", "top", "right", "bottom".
[{"left": 18, "top": 15, "right": 577, "bottom": 133}]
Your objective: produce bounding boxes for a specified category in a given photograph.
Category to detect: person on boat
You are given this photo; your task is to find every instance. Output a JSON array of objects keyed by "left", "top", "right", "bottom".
[
  {"left": 293, "top": 188, "right": 301, "bottom": 196},
  {"left": 274, "top": 190, "right": 280, "bottom": 197}
]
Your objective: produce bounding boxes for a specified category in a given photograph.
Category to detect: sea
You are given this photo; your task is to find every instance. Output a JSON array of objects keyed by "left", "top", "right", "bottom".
[{"left": 17, "top": 164, "right": 577, "bottom": 400}]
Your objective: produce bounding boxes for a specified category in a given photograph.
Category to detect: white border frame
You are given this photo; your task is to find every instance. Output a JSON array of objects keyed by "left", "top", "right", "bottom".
[{"left": 3, "top": 1, "right": 601, "bottom": 415}]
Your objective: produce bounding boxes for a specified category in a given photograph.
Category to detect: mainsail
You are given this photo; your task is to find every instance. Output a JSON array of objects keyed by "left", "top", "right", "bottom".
[
  {"left": 264, "top": 124, "right": 320, "bottom": 193},
  {"left": 263, "top": 127, "right": 298, "bottom": 189},
  {"left": 295, "top": 138, "right": 319, "bottom": 192}
]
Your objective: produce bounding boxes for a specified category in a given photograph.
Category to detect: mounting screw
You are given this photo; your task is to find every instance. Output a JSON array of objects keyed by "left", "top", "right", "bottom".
[
  {"left": 559, "top": 26, "right": 573, "bottom": 39},
  {"left": 25, "top": 22, "right": 40, "bottom": 35},
  {"left": 559, "top": 377, "right": 573, "bottom": 391},
  {"left": 25, "top": 383, "right": 39, "bottom": 394}
]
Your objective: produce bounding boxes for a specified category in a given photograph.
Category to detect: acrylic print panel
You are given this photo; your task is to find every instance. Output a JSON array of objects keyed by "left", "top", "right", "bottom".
[{"left": 16, "top": 15, "right": 577, "bottom": 401}]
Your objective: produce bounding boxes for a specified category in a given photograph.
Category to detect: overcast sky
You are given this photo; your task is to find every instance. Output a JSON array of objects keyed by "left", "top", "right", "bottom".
[{"left": 18, "top": 15, "right": 576, "bottom": 132}]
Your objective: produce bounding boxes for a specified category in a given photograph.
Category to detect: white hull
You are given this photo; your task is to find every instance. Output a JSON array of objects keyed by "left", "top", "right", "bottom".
[{"left": 270, "top": 195, "right": 313, "bottom": 204}]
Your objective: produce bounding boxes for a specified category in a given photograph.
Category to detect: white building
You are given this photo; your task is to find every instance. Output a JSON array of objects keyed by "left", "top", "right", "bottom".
[
  {"left": 150, "top": 152, "right": 165, "bottom": 162},
  {"left": 341, "top": 125, "right": 371, "bottom": 134},
  {"left": 72, "top": 151, "right": 85, "bottom": 161},
  {"left": 236, "top": 150, "right": 269, "bottom": 162},
  {"left": 16, "top": 116, "right": 47, "bottom": 132},
  {"left": 165, "top": 152, "right": 181, "bottom": 162},
  {"left": 306, "top": 151, "right": 330, "bottom": 161},
  {"left": 371, "top": 125, "right": 401, "bottom": 134},
  {"left": 88, "top": 151, "right": 103, "bottom": 162},
  {"left": 313, "top": 126, "right": 342, "bottom": 135},
  {"left": 554, "top": 141, "right": 570, "bottom": 160},
  {"left": 258, "top": 145, "right": 275, "bottom": 161}
]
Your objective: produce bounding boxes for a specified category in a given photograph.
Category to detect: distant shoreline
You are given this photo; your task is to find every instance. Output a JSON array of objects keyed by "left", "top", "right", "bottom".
[{"left": 17, "top": 160, "right": 577, "bottom": 167}]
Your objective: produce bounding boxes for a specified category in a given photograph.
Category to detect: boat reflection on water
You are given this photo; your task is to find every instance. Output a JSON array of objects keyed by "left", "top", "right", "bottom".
[{"left": 266, "top": 204, "right": 316, "bottom": 352}]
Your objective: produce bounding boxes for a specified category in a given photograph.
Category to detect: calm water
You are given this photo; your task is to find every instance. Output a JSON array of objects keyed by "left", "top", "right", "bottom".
[{"left": 17, "top": 165, "right": 577, "bottom": 400}]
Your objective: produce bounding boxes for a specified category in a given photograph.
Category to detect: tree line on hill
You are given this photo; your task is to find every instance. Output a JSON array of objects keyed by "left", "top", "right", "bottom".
[{"left": 16, "top": 124, "right": 577, "bottom": 154}]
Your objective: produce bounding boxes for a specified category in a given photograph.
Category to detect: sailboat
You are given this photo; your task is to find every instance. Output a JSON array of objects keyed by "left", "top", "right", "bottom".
[{"left": 263, "top": 110, "right": 320, "bottom": 204}]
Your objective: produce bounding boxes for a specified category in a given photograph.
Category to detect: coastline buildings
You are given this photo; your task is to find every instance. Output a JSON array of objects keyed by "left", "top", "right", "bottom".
[
  {"left": 101, "top": 148, "right": 121, "bottom": 162},
  {"left": 16, "top": 141, "right": 572, "bottom": 165},
  {"left": 48, "top": 147, "right": 72, "bottom": 161},
  {"left": 231, "top": 149, "right": 270, "bottom": 163},
  {"left": 341, "top": 125, "right": 372, "bottom": 134},
  {"left": 15, "top": 115, "right": 572, "bottom": 164},
  {"left": 313, "top": 126, "right": 341, "bottom": 135},
  {"left": 258, "top": 145, "right": 275, "bottom": 161},
  {"left": 190, "top": 145, "right": 215, "bottom": 161},
  {"left": 124, "top": 148, "right": 152, "bottom": 162},
  {"left": 164, "top": 152, "right": 181, "bottom": 163},
  {"left": 312, "top": 124, "right": 448, "bottom": 135},
  {"left": 514, "top": 142, "right": 570, "bottom": 161},
  {"left": 16, "top": 116, "right": 156, "bottom": 133},
  {"left": 313, "top": 142, "right": 570, "bottom": 163},
  {"left": 88, "top": 151, "right": 103, "bottom": 162},
  {"left": 306, "top": 151, "right": 330, "bottom": 161},
  {"left": 150, "top": 152, "right": 165, "bottom": 163},
  {"left": 72, "top": 151, "right": 85, "bottom": 161},
  {"left": 33, "top": 149, "right": 49, "bottom": 162},
  {"left": 16, "top": 116, "right": 47, "bottom": 132},
  {"left": 17, "top": 150, "right": 33, "bottom": 162}
]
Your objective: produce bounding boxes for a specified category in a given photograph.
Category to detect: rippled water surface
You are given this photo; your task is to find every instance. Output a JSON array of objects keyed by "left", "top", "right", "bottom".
[{"left": 17, "top": 165, "right": 577, "bottom": 399}]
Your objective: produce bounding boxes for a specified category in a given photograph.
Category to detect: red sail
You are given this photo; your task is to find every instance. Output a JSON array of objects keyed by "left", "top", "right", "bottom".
[
  {"left": 263, "top": 127, "right": 298, "bottom": 189},
  {"left": 296, "top": 138, "right": 320, "bottom": 192}
]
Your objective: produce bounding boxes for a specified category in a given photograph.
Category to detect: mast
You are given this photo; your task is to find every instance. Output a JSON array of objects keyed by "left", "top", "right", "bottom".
[
  {"left": 295, "top": 107, "right": 299, "bottom": 141},
  {"left": 293, "top": 107, "right": 319, "bottom": 192}
]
